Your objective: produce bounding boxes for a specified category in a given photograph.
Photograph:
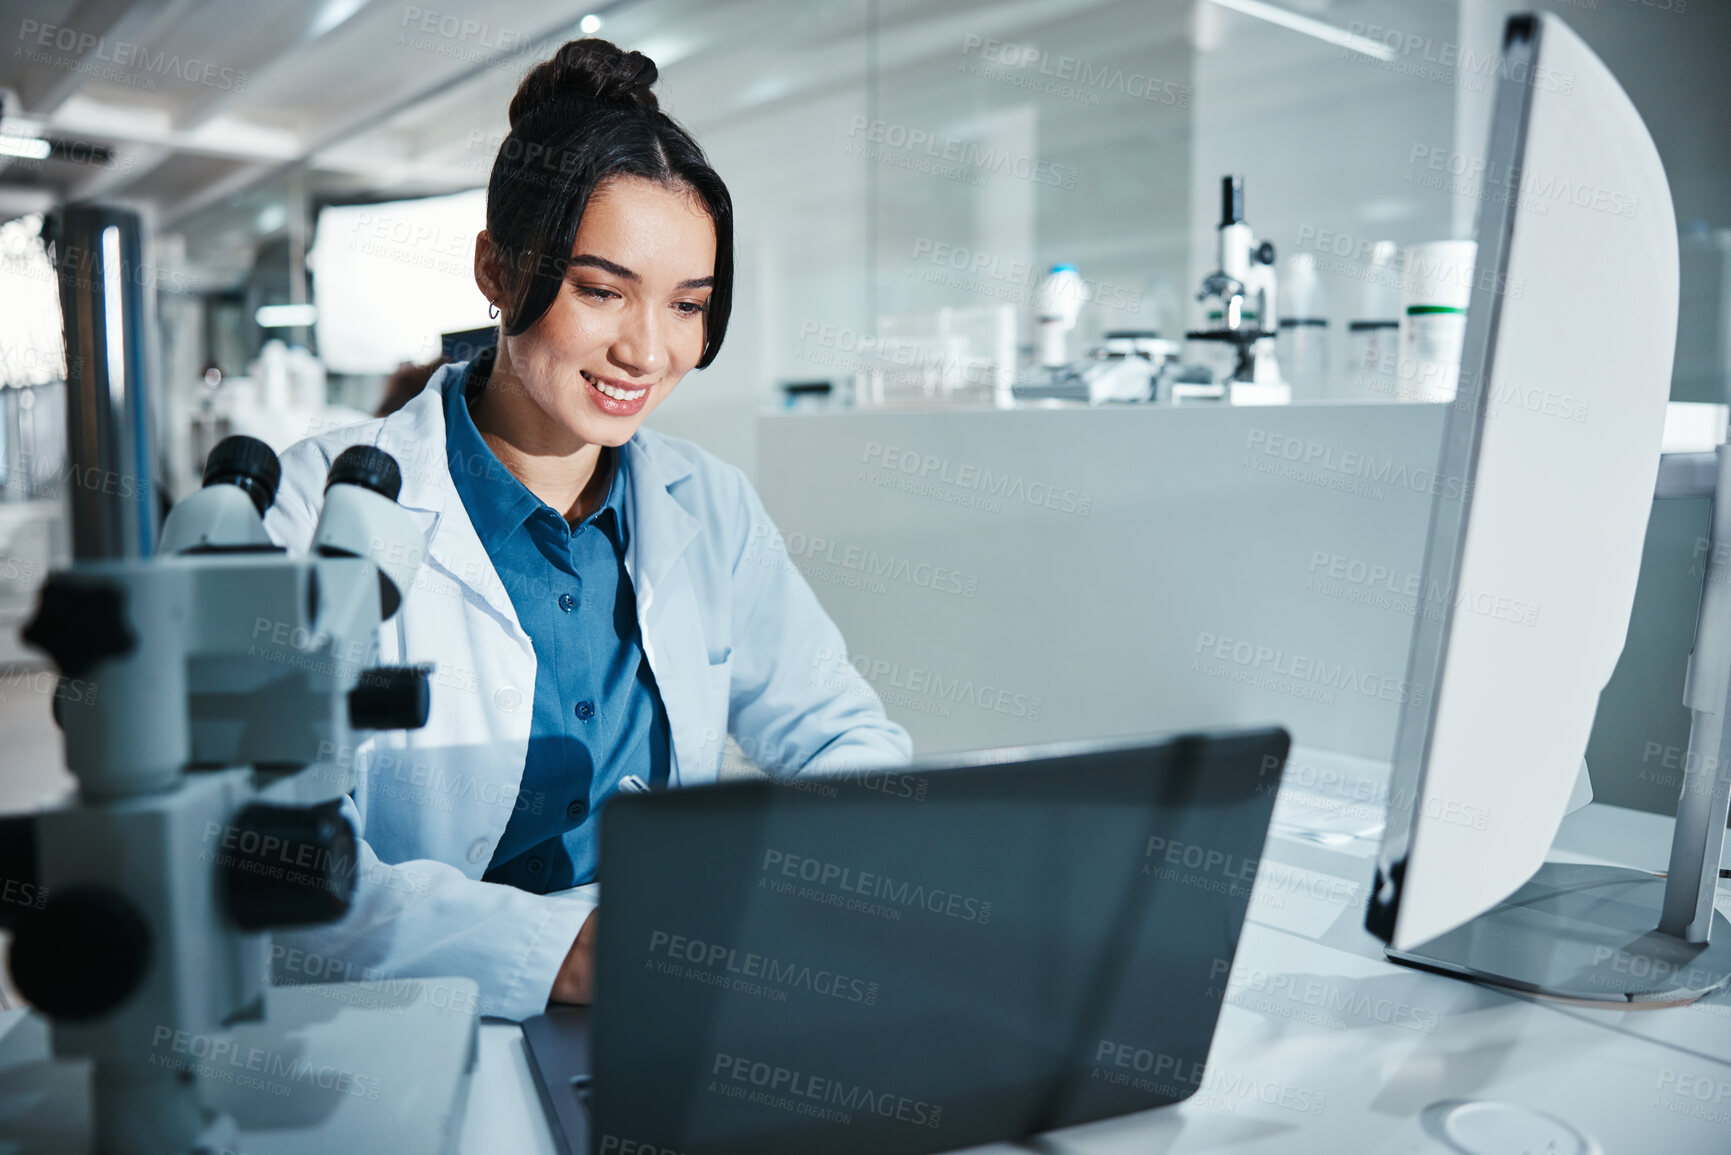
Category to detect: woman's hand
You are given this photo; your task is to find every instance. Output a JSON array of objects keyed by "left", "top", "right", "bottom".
[{"left": 550, "top": 909, "right": 600, "bottom": 1004}]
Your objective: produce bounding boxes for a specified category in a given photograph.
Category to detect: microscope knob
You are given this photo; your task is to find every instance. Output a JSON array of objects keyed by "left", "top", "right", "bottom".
[
  {"left": 21, "top": 576, "right": 136, "bottom": 678},
  {"left": 348, "top": 665, "right": 432, "bottom": 731},
  {"left": 9, "top": 885, "right": 152, "bottom": 1020},
  {"left": 203, "top": 435, "right": 282, "bottom": 516},
  {"left": 325, "top": 445, "right": 402, "bottom": 503},
  {"left": 220, "top": 801, "right": 358, "bottom": 932},
  {"left": 1256, "top": 241, "right": 1276, "bottom": 265}
]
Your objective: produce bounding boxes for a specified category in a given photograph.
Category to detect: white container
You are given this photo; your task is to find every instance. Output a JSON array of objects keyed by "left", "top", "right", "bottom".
[
  {"left": 1398, "top": 240, "right": 1477, "bottom": 402},
  {"left": 1278, "top": 253, "right": 1329, "bottom": 399},
  {"left": 1346, "top": 321, "right": 1400, "bottom": 400}
]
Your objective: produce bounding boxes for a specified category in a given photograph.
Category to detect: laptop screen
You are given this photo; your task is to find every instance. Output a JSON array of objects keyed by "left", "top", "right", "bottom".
[{"left": 589, "top": 727, "right": 1287, "bottom": 1155}]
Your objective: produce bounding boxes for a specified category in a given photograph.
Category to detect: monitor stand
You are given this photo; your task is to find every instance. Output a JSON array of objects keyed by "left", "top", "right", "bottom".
[
  {"left": 1390, "top": 450, "right": 1731, "bottom": 1006},
  {"left": 1389, "top": 863, "right": 1731, "bottom": 1005}
]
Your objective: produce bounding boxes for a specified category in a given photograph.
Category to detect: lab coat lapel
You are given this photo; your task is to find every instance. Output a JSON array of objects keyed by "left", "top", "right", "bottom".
[
  {"left": 374, "top": 366, "right": 525, "bottom": 645},
  {"left": 623, "top": 434, "right": 714, "bottom": 781},
  {"left": 623, "top": 432, "right": 699, "bottom": 598}
]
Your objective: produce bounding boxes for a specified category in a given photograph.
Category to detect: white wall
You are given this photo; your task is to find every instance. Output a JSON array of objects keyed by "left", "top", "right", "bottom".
[{"left": 645, "top": 0, "right": 1196, "bottom": 480}]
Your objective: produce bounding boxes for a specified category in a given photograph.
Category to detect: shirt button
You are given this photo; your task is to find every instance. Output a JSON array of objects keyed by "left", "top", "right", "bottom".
[
  {"left": 558, "top": 592, "right": 577, "bottom": 612},
  {"left": 466, "top": 838, "right": 490, "bottom": 864},
  {"left": 566, "top": 799, "right": 587, "bottom": 822},
  {"left": 575, "top": 700, "right": 594, "bottom": 721},
  {"left": 526, "top": 856, "right": 545, "bottom": 875}
]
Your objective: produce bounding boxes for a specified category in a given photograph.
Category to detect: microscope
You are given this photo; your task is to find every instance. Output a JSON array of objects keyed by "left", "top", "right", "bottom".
[
  {"left": 0, "top": 435, "right": 448, "bottom": 1155},
  {"left": 1186, "top": 175, "right": 1288, "bottom": 404},
  {"left": 1014, "top": 266, "right": 1178, "bottom": 405}
]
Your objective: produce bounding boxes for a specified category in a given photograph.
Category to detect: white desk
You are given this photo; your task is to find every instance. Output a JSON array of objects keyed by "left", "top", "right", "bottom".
[
  {"left": 459, "top": 748, "right": 1731, "bottom": 1154},
  {"left": 3, "top": 748, "right": 1723, "bottom": 1153}
]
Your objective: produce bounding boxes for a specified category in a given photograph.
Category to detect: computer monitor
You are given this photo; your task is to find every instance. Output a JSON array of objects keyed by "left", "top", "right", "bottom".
[{"left": 1364, "top": 13, "right": 1731, "bottom": 1004}]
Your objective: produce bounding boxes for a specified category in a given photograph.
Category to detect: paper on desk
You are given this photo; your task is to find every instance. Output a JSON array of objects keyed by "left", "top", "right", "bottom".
[
  {"left": 1268, "top": 786, "right": 1386, "bottom": 850},
  {"left": 1244, "top": 861, "right": 1366, "bottom": 939}
]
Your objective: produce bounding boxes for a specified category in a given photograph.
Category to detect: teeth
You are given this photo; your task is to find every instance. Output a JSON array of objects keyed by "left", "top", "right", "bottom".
[{"left": 587, "top": 374, "right": 648, "bottom": 402}]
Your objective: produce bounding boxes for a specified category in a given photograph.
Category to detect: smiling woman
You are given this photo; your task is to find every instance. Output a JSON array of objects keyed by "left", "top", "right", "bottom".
[
  {"left": 259, "top": 38, "right": 911, "bottom": 1023},
  {"left": 473, "top": 178, "right": 717, "bottom": 519},
  {"left": 472, "top": 38, "right": 733, "bottom": 522}
]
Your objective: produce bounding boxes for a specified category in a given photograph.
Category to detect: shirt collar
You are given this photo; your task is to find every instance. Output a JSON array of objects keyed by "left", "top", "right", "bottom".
[{"left": 445, "top": 348, "right": 629, "bottom": 556}]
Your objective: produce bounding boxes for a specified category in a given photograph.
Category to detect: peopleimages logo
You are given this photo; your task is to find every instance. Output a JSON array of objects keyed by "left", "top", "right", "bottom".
[
  {"left": 1344, "top": 21, "right": 1576, "bottom": 95},
  {"left": 861, "top": 440, "right": 1092, "bottom": 517},
  {"left": 959, "top": 36, "right": 1189, "bottom": 108},
  {"left": 149, "top": 1026, "right": 382, "bottom": 1100},
  {"left": 1193, "top": 631, "right": 1427, "bottom": 707},
  {"left": 1407, "top": 144, "right": 1639, "bottom": 220},
  {"left": 647, "top": 930, "right": 880, "bottom": 1005},
  {"left": 1225, "top": 967, "right": 1440, "bottom": 1035},
  {"left": 17, "top": 19, "right": 250, "bottom": 91},
  {"left": 907, "top": 237, "right": 1143, "bottom": 314},
  {"left": 760, "top": 850, "right": 993, "bottom": 924},
  {"left": 1304, "top": 551, "right": 1542, "bottom": 629},
  {"left": 814, "top": 645, "right": 1044, "bottom": 721},
  {"left": 1144, "top": 835, "right": 1258, "bottom": 885},
  {"left": 1244, "top": 428, "right": 1473, "bottom": 502},
  {"left": 711, "top": 1053, "right": 944, "bottom": 1129},
  {"left": 1093, "top": 1039, "right": 1329, "bottom": 1116},
  {"left": 744, "top": 523, "right": 981, "bottom": 599},
  {"left": 845, "top": 117, "right": 1079, "bottom": 189}
]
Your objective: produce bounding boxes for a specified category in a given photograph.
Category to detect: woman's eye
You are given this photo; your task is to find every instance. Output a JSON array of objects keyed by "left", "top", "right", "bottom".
[
  {"left": 674, "top": 301, "right": 706, "bottom": 316},
  {"left": 576, "top": 285, "right": 618, "bottom": 302}
]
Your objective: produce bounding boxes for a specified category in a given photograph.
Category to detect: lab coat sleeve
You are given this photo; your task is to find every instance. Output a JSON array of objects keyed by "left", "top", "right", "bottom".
[
  {"left": 722, "top": 466, "right": 913, "bottom": 775},
  {"left": 271, "top": 794, "right": 596, "bottom": 1023},
  {"left": 263, "top": 435, "right": 592, "bottom": 1022}
]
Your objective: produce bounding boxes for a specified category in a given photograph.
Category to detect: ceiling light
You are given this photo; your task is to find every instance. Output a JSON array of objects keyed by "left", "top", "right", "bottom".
[
  {"left": 579, "top": 14, "right": 603, "bottom": 35},
  {"left": 256, "top": 304, "right": 319, "bottom": 328},
  {"left": 1205, "top": 0, "right": 1399, "bottom": 62},
  {"left": 309, "top": 0, "right": 369, "bottom": 40},
  {"left": 0, "top": 134, "right": 53, "bottom": 160}
]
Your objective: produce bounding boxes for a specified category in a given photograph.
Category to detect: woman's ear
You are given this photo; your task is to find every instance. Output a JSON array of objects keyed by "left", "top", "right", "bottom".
[{"left": 474, "top": 230, "right": 504, "bottom": 308}]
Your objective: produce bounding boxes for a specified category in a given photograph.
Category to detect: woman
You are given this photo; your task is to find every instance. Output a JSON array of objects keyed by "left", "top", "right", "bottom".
[{"left": 265, "top": 39, "right": 910, "bottom": 1020}]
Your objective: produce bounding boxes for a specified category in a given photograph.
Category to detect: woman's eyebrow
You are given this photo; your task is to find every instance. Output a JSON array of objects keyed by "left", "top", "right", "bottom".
[
  {"left": 568, "top": 254, "right": 638, "bottom": 280},
  {"left": 566, "top": 256, "right": 713, "bottom": 292}
]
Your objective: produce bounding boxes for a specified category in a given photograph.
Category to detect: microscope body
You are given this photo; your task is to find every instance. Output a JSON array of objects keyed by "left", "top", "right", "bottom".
[
  {"left": 1190, "top": 175, "right": 1285, "bottom": 398},
  {"left": 6, "top": 438, "right": 429, "bottom": 1155}
]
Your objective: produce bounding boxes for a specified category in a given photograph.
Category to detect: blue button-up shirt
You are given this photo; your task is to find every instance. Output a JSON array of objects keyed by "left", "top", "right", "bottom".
[{"left": 445, "top": 350, "right": 671, "bottom": 893}]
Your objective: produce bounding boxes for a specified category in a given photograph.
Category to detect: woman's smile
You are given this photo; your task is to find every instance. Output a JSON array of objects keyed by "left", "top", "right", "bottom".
[{"left": 581, "top": 369, "right": 653, "bottom": 416}]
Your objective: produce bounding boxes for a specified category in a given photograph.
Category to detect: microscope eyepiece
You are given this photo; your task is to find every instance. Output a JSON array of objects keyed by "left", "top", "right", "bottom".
[
  {"left": 202, "top": 435, "right": 282, "bottom": 517},
  {"left": 1221, "top": 175, "right": 1245, "bottom": 228},
  {"left": 326, "top": 445, "right": 402, "bottom": 503}
]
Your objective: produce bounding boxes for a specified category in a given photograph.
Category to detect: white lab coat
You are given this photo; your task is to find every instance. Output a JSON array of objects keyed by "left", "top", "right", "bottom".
[{"left": 263, "top": 363, "right": 911, "bottom": 1020}]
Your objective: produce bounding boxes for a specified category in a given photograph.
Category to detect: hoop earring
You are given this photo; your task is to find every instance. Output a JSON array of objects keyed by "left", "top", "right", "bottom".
[{"left": 488, "top": 300, "right": 500, "bottom": 320}]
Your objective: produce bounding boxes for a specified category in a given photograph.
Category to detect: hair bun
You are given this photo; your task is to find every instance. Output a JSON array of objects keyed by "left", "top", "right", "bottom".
[{"left": 510, "top": 38, "right": 659, "bottom": 127}]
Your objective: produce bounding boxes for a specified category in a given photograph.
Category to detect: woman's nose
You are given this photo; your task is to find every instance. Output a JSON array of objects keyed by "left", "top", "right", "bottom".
[{"left": 610, "top": 303, "right": 664, "bottom": 378}]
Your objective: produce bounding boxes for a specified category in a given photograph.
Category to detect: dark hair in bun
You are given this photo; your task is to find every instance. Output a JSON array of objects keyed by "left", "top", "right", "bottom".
[
  {"left": 510, "top": 38, "right": 660, "bottom": 122},
  {"left": 486, "top": 38, "right": 732, "bottom": 368}
]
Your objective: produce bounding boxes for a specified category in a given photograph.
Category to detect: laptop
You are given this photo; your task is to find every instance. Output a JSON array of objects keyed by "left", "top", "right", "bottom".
[{"left": 522, "top": 726, "right": 1289, "bottom": 1155}]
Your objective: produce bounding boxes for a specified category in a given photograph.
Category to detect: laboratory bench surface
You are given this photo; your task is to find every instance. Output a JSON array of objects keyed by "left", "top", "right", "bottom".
[
  {"left": 458, "top": 747, "right": 1731, "bottom": 1155},
  {"left": 2, "top": 748, "right": 1727, "bottom": 1153}
]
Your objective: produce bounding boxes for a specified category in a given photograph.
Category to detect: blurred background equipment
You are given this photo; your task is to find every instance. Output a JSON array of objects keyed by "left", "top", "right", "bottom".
[
  {"left": 1276, "top": 250, "right": 1327, "bottom": 399},
  {"left": 1395, "top": 239, "right": 1476, "bottom": 403},
  {"left": 1186, "top": 174, "right": 1287, "bottom": 404}
]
